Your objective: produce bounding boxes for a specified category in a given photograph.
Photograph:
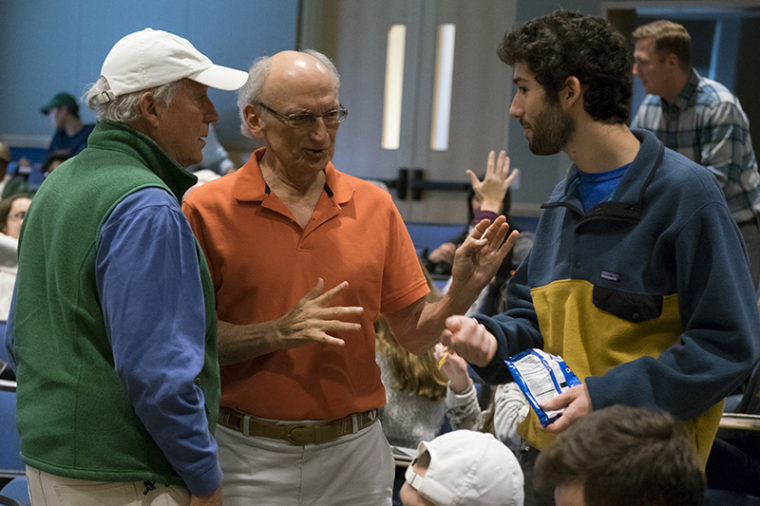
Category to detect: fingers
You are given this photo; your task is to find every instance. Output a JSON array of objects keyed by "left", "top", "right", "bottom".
[
  {"left": 470, "top": 150, "right": 510, "bottom": 186},
  {"left": 442, "top": 315, "right": 497, "bottom": 367},
  {"left": 474, "top": 215, "right": 509, "bottom": 242},
  {"left": 444, "top": 314, "right": 468, "bottom": 336},
  {"left": 485, "top": 150, "right": 496, "bottom": 177},
  {"left": 499, "top": 230, "right": 520, "bottom": 255},
  {"left": 541, "top": 385, "right": 591, "bottom": 433},
  {"left": 304, "top": 277, "right": 326, "bottom": 299},
  {"left": 284, "top": 322, "right": 354, "bottom": 348},
  {"left": 308, "top": 333, "right": 346, "bottom": 347},
  {"left": 315, "top": 305, "right": 364, "bottom": 319},
  {"left": 495, "top": 150, "right": 508, "bottom": 175},
  {"left": 315, "top": 279, "right": 348, "bottom": 302},
  {"left": 466, "top": 169, "right": 480, "bottom": 190},
  {"left": 505, "top": 167, "right": 518, "bottom": 187},
  {"left": 540, "top": 389, "right": 572, "bottom": 411}
]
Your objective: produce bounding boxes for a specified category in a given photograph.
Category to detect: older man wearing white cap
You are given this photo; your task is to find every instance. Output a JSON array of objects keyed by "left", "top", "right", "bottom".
[{"left": 2, "top": 28, "right": 247, "bottom": 506}]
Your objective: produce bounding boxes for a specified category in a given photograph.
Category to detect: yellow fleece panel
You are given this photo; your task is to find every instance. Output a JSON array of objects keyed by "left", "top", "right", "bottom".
[{"left": 518, "top": 278, "right": 722, "bottom": 467}]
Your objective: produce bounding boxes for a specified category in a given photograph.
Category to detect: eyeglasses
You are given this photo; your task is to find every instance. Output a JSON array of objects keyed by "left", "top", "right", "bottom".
[
  {"left": 255, "top": 101, "right": 348, "bottom": 128},
  {"left": 8, "top": 212, "right": 25, "bottom": 221}
]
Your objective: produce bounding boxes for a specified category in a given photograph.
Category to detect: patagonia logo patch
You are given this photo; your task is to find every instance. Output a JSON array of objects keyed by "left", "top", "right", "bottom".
[{"left": 600, "top": 270, "right": 620, "bottom": 282}]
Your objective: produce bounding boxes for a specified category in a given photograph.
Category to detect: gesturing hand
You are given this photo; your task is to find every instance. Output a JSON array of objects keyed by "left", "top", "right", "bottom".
[
  {"left": 273, "top": 278, "right": 363, "bottom": 350},
  {"left": 449, "top": 215, "right": 518, "bottom": 300}
]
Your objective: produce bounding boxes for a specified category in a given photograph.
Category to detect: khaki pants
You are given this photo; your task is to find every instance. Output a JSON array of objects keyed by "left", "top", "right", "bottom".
[
  {"left": 25, "top": 465, "right": 190, "bottom": 506},
  {"left": 216, "top": 419, "right": 393, "bottom": 506}
]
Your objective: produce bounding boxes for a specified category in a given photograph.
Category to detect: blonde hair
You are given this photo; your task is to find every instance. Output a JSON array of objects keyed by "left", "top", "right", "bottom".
[
  {"left": 375, "top": 317, "right": 447, "bottom": 401},
  {"left": 375, "top": 263, "right": 447, "bottom": 400}
]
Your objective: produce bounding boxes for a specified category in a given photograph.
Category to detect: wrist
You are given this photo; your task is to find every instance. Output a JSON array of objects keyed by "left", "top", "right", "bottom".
[
  {"left": 450, "top": 376, "right": 473, "bottom": 394},
  {"left": 478, "top": 202, "right": 502, "bottom": 214}
]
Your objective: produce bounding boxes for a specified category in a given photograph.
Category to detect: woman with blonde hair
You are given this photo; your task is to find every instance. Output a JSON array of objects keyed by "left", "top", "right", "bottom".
[
  {"left": 376, "top": 265, "right": 447, "bottom": 450},
  {"left": 375, "top": 267, "right": 449, "bottom": 505}
]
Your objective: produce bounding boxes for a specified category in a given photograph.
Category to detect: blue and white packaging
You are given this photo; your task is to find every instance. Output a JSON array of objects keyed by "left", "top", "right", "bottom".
[{"left": 505, "top": 348, "right": 581, "bottom": 427}]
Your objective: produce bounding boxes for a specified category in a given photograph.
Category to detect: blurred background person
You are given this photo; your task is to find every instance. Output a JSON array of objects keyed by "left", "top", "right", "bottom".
[
  {"left": 39, "top": 91, "right": 95, "bottom": 158},
  {"left": 631, "top": 20, "right": 760, "bottom": 285},
  {"left": 0, "top": 193, "right": 31, "bottom": 378}
]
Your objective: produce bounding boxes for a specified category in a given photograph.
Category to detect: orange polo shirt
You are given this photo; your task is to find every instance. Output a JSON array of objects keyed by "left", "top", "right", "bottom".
[{"left": 183, "top": 149, "right": 429, "bottom": 421}]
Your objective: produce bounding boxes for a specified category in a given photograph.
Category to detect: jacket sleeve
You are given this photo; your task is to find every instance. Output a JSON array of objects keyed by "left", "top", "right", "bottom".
[
  {"left": 471, "top": 256, "right": 544, "bottom": 384},
  {"left": 96, "top": 188, "right": 221, "bottom": 495}
]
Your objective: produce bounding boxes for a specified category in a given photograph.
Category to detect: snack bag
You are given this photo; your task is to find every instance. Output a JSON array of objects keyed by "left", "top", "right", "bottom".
[{"left": 505, "top": 348, "right": 580, "bottom": 427}]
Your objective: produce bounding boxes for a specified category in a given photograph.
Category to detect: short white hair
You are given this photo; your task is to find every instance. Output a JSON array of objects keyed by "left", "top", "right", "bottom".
[
  {"left": 236, "top": 49, "right": 340, "bottom": 138},
  {"left": 84, "top": 76, "right": 182, "bottom": 125}
]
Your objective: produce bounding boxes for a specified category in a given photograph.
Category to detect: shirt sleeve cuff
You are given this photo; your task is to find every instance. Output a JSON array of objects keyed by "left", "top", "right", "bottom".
[
  {"left": 183, "top": 458, "right": 222, "bottom": 497},
  {"left": 473, "top": 210, "right": 499, "bottom": 224},
  {"left": 446, "top": 381, "right": 477, "bottom": 407}
]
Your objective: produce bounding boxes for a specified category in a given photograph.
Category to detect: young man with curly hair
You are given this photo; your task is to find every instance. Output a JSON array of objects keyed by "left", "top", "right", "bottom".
[{"left": 441, "top": 10, "right": 759, "bottom": 505}]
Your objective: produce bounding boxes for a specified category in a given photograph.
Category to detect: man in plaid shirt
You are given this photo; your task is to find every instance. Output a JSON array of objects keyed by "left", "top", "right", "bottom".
[{"left": 631, "top": 19, "right": 760, "bottom": 285}]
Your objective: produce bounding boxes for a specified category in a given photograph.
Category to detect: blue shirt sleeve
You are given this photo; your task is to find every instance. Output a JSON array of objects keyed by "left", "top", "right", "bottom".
[
  {"left": 1, "top": 288, "right": 16, "bottom": 368},
  {"left": 95, "top": 187, "right": 220, "bottom": 496}
]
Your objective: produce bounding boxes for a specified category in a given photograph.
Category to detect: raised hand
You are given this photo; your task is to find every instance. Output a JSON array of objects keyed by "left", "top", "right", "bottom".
[
  {"left": 466, "top": 150, "right": 519, "bottom": 214},
  {"left": 449, "top": 215, "right": 518, "bottom": 301}
]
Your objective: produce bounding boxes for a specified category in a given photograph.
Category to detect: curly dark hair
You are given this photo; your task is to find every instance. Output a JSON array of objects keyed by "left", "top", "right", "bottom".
[{"left": 498, "top": 10, "right": 633, "bottom": 124}]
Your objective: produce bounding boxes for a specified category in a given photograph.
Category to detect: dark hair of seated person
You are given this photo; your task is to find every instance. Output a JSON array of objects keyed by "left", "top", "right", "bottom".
[{"left": 534, "top": 405, "right": 705, "bottom": 506}]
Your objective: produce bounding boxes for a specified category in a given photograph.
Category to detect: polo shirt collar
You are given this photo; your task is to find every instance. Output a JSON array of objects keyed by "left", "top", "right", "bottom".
[{"left": 232, "top": 147, "right": 355, "bottom": 206}]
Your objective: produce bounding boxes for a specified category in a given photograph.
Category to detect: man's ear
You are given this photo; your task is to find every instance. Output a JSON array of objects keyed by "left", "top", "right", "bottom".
[
  {"left": 137, "top": 91, "right": 160, "bottom": 129},
  {"left": 243, "top": 103, "right": 266, "bottom": 139},
  {"left": 562, "top": 76, "right": 583, "bottom": 108},
  {"left": 664, "top": 52, "right": 680, "bottom": 70}
]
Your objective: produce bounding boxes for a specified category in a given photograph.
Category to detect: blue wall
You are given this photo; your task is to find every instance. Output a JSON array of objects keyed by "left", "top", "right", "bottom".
[{"left": 0, "top": 0, "right": 299, "bottom": 151}]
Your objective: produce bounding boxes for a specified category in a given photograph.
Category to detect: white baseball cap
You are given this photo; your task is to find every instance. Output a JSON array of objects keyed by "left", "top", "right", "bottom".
[
  {"left": 94, "top": 28, "right": 248, "bottom": 103},
  {"left": 405, "top": 430, "right": 524, "bottom": 506}
]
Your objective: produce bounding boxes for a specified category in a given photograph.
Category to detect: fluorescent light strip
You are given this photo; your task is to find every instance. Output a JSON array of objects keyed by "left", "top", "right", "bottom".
[
  {"left": 430, "top": 24, "right": 455, "bottom": 151},
  {"left": 382, "top": 24, "right": 406, "bottom": 150}
]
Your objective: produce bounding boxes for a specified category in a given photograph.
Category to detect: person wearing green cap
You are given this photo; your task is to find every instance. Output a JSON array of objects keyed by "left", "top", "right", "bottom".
[{"left": 40, "top": 91, "right": 95, "bottom": 158}]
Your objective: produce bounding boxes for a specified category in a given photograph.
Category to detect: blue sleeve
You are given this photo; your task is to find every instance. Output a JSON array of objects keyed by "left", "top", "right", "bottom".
[
  {"left": 470, "top": 257, "right": 544, "bottom": 384},
  {"left": 1, "top": 285, "right": 17, "bottom": 368},
  {"left": 96, "top": 188, "right": 220, "bottom": 496}
]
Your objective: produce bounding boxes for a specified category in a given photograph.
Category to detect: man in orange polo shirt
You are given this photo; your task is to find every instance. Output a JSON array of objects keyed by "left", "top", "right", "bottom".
[{"left": 182, "top": 49, "right": 517, "bottom": 505}]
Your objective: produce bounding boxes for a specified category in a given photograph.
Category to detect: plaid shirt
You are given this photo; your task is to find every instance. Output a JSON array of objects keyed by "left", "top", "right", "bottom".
[{"left": 631, "top": 69, "right": 760, "bottom": 224}]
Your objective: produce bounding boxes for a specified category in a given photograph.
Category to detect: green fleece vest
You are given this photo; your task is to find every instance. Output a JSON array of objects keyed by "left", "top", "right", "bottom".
[{"left": 13, "top": 120, "right": 220, "bottom": 486}]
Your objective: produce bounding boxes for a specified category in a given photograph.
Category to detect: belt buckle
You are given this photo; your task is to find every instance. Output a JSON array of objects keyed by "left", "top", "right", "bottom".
[{"left": 285, "top": 424, "right": 312, "bottom": 445}]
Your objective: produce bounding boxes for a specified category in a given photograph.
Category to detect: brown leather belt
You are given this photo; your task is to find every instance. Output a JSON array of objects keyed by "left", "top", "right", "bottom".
[{"left": 218, "top": 406, "right": 379, "bottom": 446}]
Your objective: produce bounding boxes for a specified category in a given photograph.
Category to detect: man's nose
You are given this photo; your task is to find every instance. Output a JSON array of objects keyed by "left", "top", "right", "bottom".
[
  {"left": 509, "top": 95, "right": 521, "bottom": 118},
  {"left": 308, "top": 117, "right": 330, "bottom": 139},
  {"left": 206, "top": 102, "right": 219, "bottom": 123}
]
